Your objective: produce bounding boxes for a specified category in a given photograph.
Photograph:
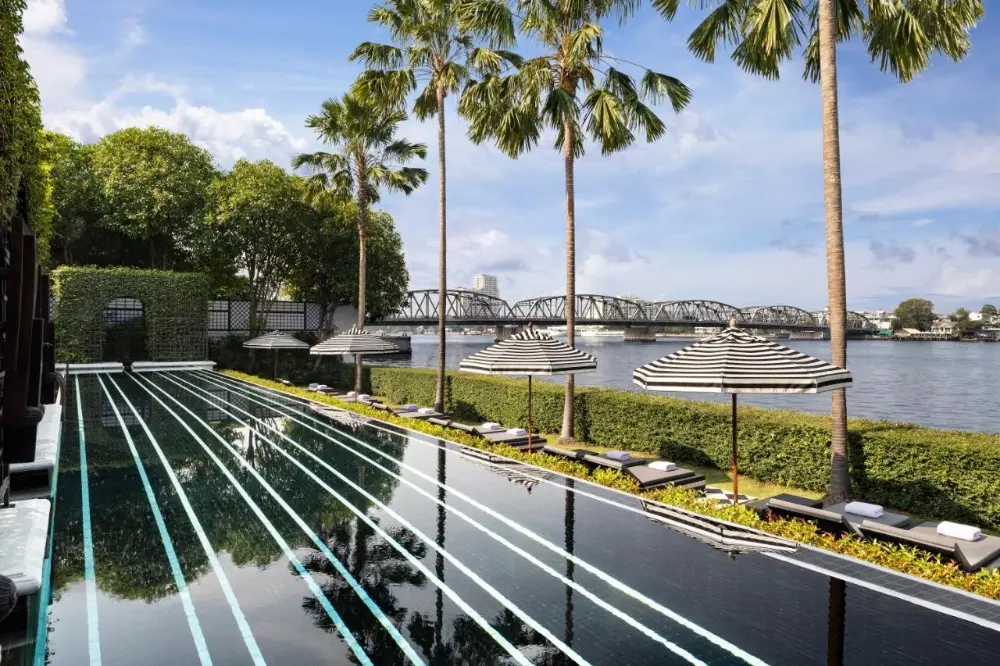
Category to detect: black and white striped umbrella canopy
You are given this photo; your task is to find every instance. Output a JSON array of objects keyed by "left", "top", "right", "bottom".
[
  {"left": 242, "top": 331, "right": 310, "bottom": 350},
  {"left": 633, "top": 326, "right": 852, "bottom": 394},
  {"left": 459, "top": 328, "right": 597, "bottom": 376},
  {"left": 310, "top": 324, "right": 400, "bottom": 356}
]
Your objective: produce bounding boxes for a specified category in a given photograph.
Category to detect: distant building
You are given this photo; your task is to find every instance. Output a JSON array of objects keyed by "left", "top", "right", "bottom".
[
  {"left": 969, "top": 311, "right": 983, "bottom": 322},
  {"left": 930, "top": 318, "right": 957, "bottom": 336},
  {"left": 472, "top": 274, "right": 499, "bottom": 299},
  {"left": 894, "top": 328, "right": 922, "bottom": 339}
]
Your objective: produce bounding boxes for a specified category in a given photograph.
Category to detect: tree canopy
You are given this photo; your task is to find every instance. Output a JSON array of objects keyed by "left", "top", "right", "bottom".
[
  {"left": 894, "top": 298, "right": 936, "bottom": 331},
  {"left": 285, "top": 201, "right": 409, "bottom": 328},
  {"left": 195, "top": 159, "right": 319, "bottom": 331},
  {"left": 92, "top": 127, "right": 219, "bottom": 269}
]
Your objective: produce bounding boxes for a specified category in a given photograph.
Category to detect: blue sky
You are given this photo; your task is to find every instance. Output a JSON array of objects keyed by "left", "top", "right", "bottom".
[{"left": 21, "top": 0, "right": 1000, "bottom": 312}]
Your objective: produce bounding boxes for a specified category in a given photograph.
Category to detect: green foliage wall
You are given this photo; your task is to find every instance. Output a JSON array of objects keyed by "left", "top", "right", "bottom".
[
  {"left": 330, "top": 365, "right": 1000, "bottom": 529},
  {"left": 1, "top": 0, "right": 53, "bottom": 261},
  {"left": 52, "top": 267, "right": 211, "bottom": 362}
]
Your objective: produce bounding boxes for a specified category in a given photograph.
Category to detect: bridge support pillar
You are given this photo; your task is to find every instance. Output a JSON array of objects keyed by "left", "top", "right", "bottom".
[{"left": 623, "top": 326, "right": 656, "bottom": 342}]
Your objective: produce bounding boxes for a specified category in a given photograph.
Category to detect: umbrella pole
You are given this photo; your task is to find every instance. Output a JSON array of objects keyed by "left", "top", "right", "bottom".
[
  {"left": 731, "top": 393, "right": 739, "bottom": 504},
  {"left": 527, "top": 375, "right": 533, "bottom": 452}
]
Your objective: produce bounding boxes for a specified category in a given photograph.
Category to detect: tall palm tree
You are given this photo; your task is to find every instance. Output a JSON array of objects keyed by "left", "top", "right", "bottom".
[
  {"left": 293, "top": 93, "right": 428, "bottom": 392},
  {"left": 350, "top": 0, "right": 521, "bottom": 413},
  {"left": 653, "top": 0, "right": 983, "bottom": 502},
  {"left": 460, "top": 0, "right": 691, "bottom": 441}
]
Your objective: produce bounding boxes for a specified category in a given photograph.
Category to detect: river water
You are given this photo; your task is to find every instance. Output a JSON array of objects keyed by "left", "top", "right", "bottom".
[{"left": 379, "top": 335, "right": 1000, "bottom": 433}]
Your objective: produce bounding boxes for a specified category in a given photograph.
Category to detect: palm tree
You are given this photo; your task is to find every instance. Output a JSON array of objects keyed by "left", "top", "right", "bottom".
[
  {"left": 350, "top": 0, "right": 521, "bottom": 414},
  {"left": 653, "top": 0, "right": 983, "bottom": 502},
  {"left": 459, "top": 0, "right": 691, "bottom": 441},
  {"left": 293, "top": 93, "right": 428, "bottom": 393}
]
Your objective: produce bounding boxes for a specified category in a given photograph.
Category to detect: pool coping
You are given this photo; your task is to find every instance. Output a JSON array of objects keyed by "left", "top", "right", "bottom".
[{"left": 214, "top": 372, "right": 1000, "bottom": 634}]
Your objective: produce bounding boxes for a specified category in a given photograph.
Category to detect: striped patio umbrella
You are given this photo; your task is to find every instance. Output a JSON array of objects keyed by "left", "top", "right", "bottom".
[
  {"left": 243, "top": 331, "right": 309, "bottom": 378},
  {"left": 460, "top": 328, "right": 597, "bottom": 450},
  {"left": 633, "top": 322, "right": 852, "bottom": 502},
  {"left": 310, "top": 324, "right": 400, "bottom": 393}
]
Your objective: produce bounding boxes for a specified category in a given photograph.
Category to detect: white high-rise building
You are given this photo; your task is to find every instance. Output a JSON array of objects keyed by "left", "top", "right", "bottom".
[{"left": 472, "top": 274, "right": 499, "bottom": 299}]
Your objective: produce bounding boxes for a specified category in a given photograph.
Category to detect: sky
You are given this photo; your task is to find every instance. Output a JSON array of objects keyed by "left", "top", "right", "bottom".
[{"left": 19, "top": 0, "right": 1000, "bottom": 312}]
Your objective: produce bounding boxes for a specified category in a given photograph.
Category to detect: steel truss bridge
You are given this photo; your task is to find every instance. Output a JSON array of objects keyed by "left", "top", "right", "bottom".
[{"left": 373, "top": 290, "right": 878, "bottom": 334}]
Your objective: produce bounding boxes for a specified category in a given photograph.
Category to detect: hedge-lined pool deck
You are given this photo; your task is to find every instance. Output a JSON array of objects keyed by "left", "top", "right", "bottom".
[{"left": 40, "top": 370, "right": 1000, "bottom": 665}]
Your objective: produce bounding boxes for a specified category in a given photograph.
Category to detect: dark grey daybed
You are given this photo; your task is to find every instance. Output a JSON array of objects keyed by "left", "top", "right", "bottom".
[
  {"left": 760, "top": 498, "right": 910, "bottom": 536},
  {"left": 859, "top": 521, "right": 1000, "bottom": 573}
]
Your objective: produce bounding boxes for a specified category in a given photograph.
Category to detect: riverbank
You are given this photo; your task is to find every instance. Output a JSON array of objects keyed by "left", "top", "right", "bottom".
[
  {"left": 222, "top": 371, "right": 1000, "bottom": 601},
  {"left": 306, "top": 364, "right": 1000, "bottom": 531}
]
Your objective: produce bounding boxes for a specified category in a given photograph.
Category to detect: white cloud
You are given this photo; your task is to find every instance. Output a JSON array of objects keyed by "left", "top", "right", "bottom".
[
  {"left": 22, "top": 0, "right": 69, "bottom": 35},
  {"left": 117, "top": 18, "right": 147, "bottom": 57},
  {"left": 19, "top": 0, "right": 85, "bottom": 107}
]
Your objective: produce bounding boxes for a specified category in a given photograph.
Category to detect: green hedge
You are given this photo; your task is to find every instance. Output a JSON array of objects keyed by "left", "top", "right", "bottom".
[
  {"left": 334, "top": 365, "right": 1000, "bottom": 529},
  {"left": 52, "top": 266, "right": 211, "bottom": 362},
  {"left": 1, "top": 0, "right": 53, "bottom": 262}
]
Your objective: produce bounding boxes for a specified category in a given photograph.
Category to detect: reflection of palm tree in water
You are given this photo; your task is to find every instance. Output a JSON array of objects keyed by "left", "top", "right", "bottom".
[
  {"left": 407, "top": 458, "right": 576, "bottom": 665},
  {"left": 827, "top": 577, "right": 845, "bottom": 666},
  {"left": 301, "top": 516, "right": 428, "bottom": 664}
]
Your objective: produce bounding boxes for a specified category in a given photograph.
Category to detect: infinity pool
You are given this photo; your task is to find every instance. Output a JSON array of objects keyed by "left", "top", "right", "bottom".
[{"left": 28, "top": 370, "right": 1000, "bottom": 664}]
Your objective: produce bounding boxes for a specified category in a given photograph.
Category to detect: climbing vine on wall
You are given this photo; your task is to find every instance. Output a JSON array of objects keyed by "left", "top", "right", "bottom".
[{"left": 52, "top": 267, "right": 211, "bottom": 362}]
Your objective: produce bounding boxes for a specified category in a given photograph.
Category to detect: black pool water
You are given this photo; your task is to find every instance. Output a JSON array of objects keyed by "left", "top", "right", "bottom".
[{"left": 34, "top": 371, "right": 1000, "bottom": 665}]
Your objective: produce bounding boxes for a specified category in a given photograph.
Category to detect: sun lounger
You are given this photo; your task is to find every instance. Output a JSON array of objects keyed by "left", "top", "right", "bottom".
[
  {"left": 427, "top": 417, "right": 452, "bottom": 428},
  {"left": 541, "top": 445, "right": 648, "bottom": 470},
  {"left": 482, "top": 430, "right": 537, "bottom": 446},
  {"left": 396, "top": 408, "right": 448, "bottom": 420},
  {"left": 626, "top": 465, "right": 706, "bottom": 491},
  {"left": 762, "top": 499, "right": 854, "bottom": 534},
  {"left": 859, "top": 520, "right": 1000, "bottom": 572},
  {"left": 826, "top": 502, "right": 910, "bottom": 534}
]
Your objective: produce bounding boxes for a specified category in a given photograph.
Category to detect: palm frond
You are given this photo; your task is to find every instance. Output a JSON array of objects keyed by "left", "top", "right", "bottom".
[
  {"left": 412, "top": 83, "right": 440, "bottom": 120},
  {"left": 582, "top": 87, "right": 635, "bottom": 154},
  {"left": 382, "top": 138, "right": 429, "bottom": 164},
  {"left": 649, "top": 0, "right": 682, "bottom": 20},
  {"left": 542, "top": 87, "right": 578, "bottom": 129},
  {"left": 733, "top": 0, "right": 805, "bottom": 79},
  {"left": 349, "top": 42, "right": 405, "bottom": 69},
  {"left": 639, "top": 70, "right": 692, "bottom": 113},
  {"left": 553, "top": 116, "right": 586, "bottom": 158},
  {"left": 352, "top": 69, "right": 417, "bottom": 108},
  {"left": 457, "top": 0, "right": 518, "bottom": 47},
  {"left": 687, "top": 0, "right": 747, "bottom": 64}
]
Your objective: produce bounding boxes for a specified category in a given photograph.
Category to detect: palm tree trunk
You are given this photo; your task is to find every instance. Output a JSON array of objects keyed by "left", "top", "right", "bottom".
[
  {"left": 818, "top": 0, "right": 851, "bottom": 503},
  {"left": 434, "top": 84, "right": 448, "bottom": 413},
  {"left": 560, "top": 116, "right": 576, "bottom": 442},
  {"left": 356, "top": 191, "right": 369, "bottom": 394}
]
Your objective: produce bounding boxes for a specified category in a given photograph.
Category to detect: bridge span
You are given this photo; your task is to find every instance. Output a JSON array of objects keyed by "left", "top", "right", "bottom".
[{"left": 372, "top": 290, "right": 878, "bottom": 335}]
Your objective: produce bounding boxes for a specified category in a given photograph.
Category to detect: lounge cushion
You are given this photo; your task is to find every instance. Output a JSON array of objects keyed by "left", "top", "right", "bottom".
[
  {"left": 910, "top": 522, "right": 1000, "bottom": 572},
  {"left": 627, "top": 465, "right": 695, "bottom": 489},
  {"left": 827, "top": 502, "right": 910, "bottom": 534}
]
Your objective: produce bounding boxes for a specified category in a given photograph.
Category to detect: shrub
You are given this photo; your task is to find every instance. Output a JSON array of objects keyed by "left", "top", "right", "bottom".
[
  {"left": 321, "top": 365, "right": 1000, "bottom": 530},
  {"left": 223, "top": 370, "right": 1000, "bottom": 601},
  {"left": 52, "top": 266, "right": 211, "bottom": 362}
]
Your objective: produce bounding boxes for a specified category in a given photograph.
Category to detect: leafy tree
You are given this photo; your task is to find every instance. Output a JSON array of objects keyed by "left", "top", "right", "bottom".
[
  {"left": 460, "top": 0, "right": 691, "bottom": 441},
  {"left": 655, "top": 0, "right": 984, "bottom": 502},
  {"left": 894, "top": 298, "right": 935, "bottom": 331},
  {"left": 981, "top": 304, "right": 998, "bottom": 323},
  {"left": 950, "top": 307, "right": 982, "bottom": 334},
  {"left": 285, "top": 202, "right": 410, "bottom": 329},
  {"left": 92, "top": 127, "right": 219, "bottom": 269},
  {"left": 39, "top": 131, "right": 100, "bottom": 265},
  {"left": 351, "top": 0, "right": 520, "bottom": 413},
  {"left": 293, "top": 93, "right": 428, "bottom": 392},
  {"left": 195, "top": 159, "right": 316, "bottom": 334}
]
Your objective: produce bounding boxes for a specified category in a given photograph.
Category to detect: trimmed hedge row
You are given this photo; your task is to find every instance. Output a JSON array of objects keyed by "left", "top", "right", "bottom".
[
  {"left": 52, "top": 266, "right": 211, "bottom": 362},
  {"left": 332, "top": 365, "right": 1000, "bottom": 529},
  {"left": 225, "top": 371, "right": 1000, "bottom": 601}
]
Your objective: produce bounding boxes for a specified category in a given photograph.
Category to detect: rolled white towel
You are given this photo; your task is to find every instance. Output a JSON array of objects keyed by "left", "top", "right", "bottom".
[
  {"left": 506, "top": 428, "right": 527, "bottom": 436},
  {"left": 844, "top": 501, "right": 884, "bottom": 518},
  {"left": 417, "top": 407, "right": 435, "bottom": 415},
  {"left": 317, "top": 384, "right": 329, "bottom": 390},
  {"left": 346, "top": 391, "right": 357, "bottom": 398},
  {"left": 481, "top": 422, "right": 502, "bottom": 432},
  {"left": 309, "top": 383, "right": 320, "bottom": 389},
  {"left": 398, "top": 404, "right": 417, "bottom": 412},
  {"left": 358, "top": 393, "right": 371, "bottom": 401},
  {"left": 937, "top": 521, "right": 982, "bottom": 542},
  {"left": 649, "top": 460, "right": 677, "bottom": 472}
]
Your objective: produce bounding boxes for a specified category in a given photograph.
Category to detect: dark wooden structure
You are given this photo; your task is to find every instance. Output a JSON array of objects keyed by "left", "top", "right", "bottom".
[{"left": 0, "top": 213, "right": 56, "bottom": 507}]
